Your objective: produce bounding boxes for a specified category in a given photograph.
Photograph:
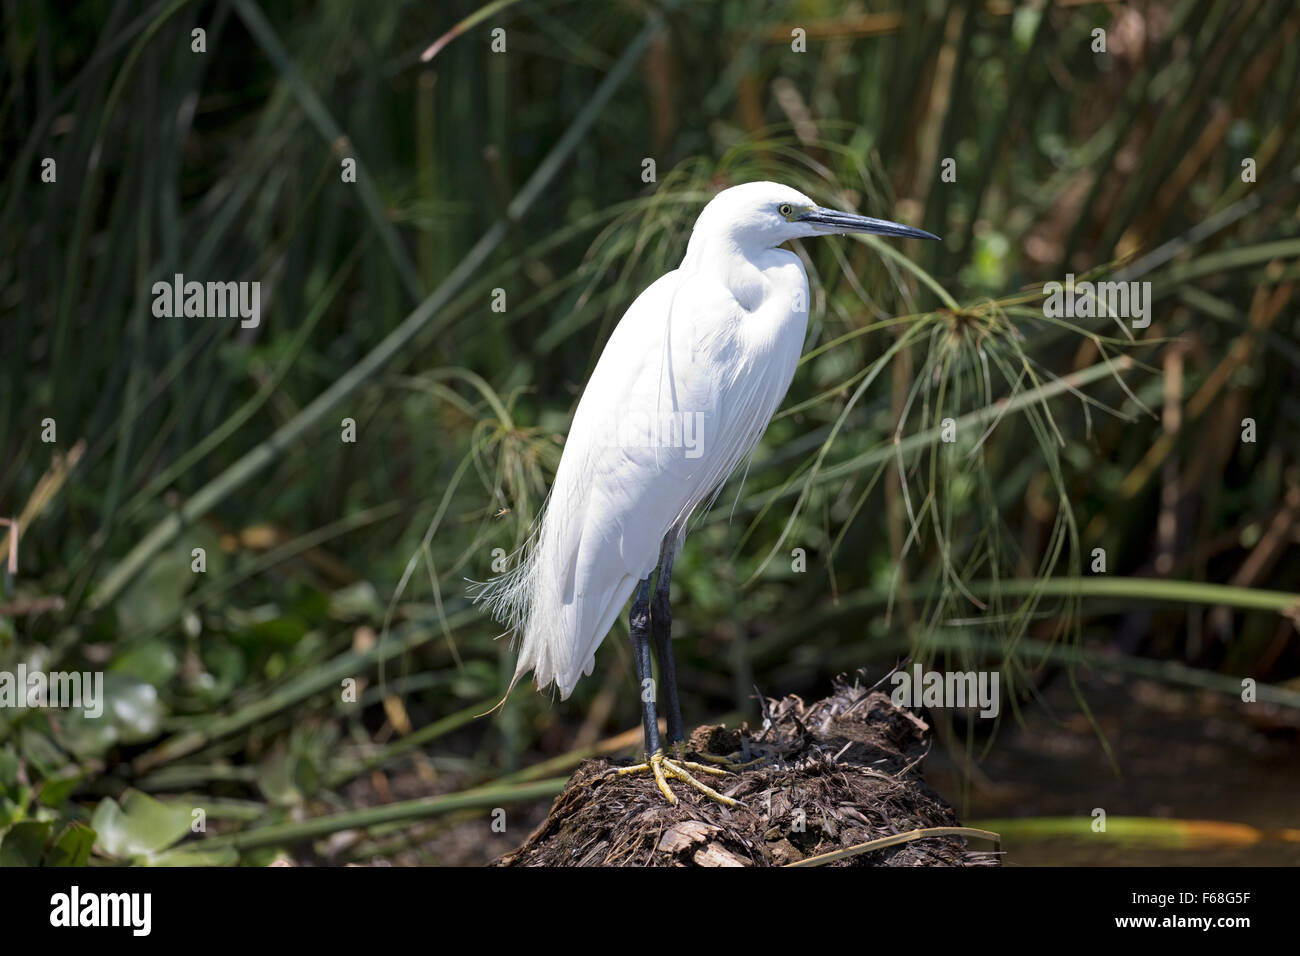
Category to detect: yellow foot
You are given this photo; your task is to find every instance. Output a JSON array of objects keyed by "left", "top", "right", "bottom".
[
  {"left": 616, "top": 750, "right": 744, "bottom": 808},
  {"left": 683, "top": 748, "right": 766, "bottom": 771}
]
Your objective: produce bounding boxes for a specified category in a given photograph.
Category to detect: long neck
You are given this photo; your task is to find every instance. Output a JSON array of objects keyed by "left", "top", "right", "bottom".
[
  {"left": 682, "top": 225, "right": 736, "bottom": 269},
  {"left": 681, "top": 230, "right": 775, "bottom": 308}
]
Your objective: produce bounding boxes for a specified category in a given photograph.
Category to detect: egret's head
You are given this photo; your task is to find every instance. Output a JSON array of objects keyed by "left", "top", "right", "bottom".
[{"left": 692, "top": 181, "right": 940, "bottom": 252}]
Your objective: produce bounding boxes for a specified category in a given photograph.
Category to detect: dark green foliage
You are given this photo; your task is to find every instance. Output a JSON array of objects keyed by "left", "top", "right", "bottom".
[{"left": 1, "top": 0, "right": 1297, "bottom": 864}]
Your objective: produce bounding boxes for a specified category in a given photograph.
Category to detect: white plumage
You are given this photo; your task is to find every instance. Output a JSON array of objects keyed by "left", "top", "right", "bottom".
[{"left": 472, "top": 181, "right": 937, "bottom": 700}]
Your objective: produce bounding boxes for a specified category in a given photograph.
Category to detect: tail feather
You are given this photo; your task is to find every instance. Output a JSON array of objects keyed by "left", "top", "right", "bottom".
[{"left": 469, "top": 495, "right": 637, "bottom": 700}]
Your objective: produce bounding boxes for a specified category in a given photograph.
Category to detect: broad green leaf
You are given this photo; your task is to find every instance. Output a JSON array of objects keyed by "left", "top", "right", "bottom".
[
  {"left": 0, "top": 819, "right": 52, "bottom": 866},
  {"left": 0, "top": 785, "right": 32, "bottom": 827},
  {"left": 114, "top": 541, "right": 200, "bottom": 635},
  {"left": 61, "top": 675, "right": 165, "bottom": 758},
  {"left": 91, "top": 790, "right": 192, "bottom": 859},
  {"left": 110, "top": 640, "right": 179, "bottom": 686},
  {"left": 46, "top": 822, "right": 96, "bottom": 867},
  {"left": 38, "top": 771, "right": 83, "bottom": 809}
]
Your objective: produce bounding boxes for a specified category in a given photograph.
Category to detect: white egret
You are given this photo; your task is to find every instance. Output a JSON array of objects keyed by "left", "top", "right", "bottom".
[{"left": 473, "top": 181, "right": 939, "bottom": 805}]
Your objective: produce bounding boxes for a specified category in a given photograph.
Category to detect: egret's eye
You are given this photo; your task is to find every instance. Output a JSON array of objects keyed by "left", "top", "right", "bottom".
[{"left": 778, "top": 203, "right": 794, "bottom": 218}]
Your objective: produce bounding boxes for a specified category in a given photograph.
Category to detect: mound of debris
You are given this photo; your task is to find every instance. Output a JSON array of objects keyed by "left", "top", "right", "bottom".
[{"left": 497, "top": 677, "right": 998, "bottom": 867}]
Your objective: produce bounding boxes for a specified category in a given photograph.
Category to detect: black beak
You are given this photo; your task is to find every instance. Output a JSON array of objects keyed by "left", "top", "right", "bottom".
[{"left": 799, "top": 207, "right": 940, "bottom": 241}]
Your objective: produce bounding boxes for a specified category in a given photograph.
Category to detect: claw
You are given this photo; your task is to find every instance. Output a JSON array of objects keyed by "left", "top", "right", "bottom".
[
  {"left": 616, "top": 750, "right": 745, "bottom": 808},
  {"left": 671, "top": 740, "right": 767, "bottom": 771},
  {"left": 690, "top": 752, "right": 767, "bottom": 771}
]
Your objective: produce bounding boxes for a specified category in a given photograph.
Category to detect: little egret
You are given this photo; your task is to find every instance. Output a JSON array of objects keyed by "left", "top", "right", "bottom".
[{"left": 474, "top": 181, "right": 938, "bottom": 805}]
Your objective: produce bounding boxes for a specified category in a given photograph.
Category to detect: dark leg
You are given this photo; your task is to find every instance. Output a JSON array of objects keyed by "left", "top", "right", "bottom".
[
  {"left": 614, "top": 562, "right": 742, "bottom": 808},
  {"left": 628, "top": 577, "right": 660, "bottom": 756},
  {"left": 651, "top": 533, "right": 684, "bottom": 747}
]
